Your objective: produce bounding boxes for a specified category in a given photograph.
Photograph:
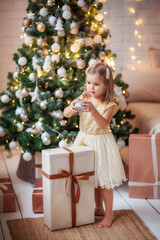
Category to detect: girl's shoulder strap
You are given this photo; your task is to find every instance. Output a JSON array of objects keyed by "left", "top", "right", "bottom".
[{"left": 102, "top": 101, "right": 118, "bottom": 116}]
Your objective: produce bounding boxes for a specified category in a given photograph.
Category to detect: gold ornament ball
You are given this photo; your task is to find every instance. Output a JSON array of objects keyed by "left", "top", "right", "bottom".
[
  {"left": 123, "top": 90, "right": 129, "bottom": 98},
  {"left": 37, "top": 22, "right": 46, "bottom": 32}
]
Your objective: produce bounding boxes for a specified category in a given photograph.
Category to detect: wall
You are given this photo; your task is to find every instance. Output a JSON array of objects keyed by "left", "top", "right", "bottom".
[{"left": 0, "top": 0, "right": 160, "bottom": 93}]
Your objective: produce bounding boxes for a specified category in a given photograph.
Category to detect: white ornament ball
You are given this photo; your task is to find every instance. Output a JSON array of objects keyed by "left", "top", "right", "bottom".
[
  {"left": 23, "top": 152, "right": 32, "bottom": 161},
  {"left": 55, "top": 110, "right": 63, "bottom": 119},
  {"left": 20, "top": 113, "right": 28, "bottom": 122},
  {"left": 99, "top": 51, "right": 105, "bottom": 60},
  {"left": 41, "top": 131, "right": 49, "bottom": 140},
  {"left": 95, "top": 13, "right": 104, "bottom": 21},
  {"left": 51, "top": 42, "right": 60, "bottom": 52},
  {"left": 22, "top": 88, "right": 29, "bottom": 97},
  {"left": 117, "top": 138, "right": 125, "bottom": 150},
  {"left": 57, "top": 67, "right": 66, "bottom": 77},
  {"left": 78, "top": 38, "right": 85, "bottom": 45},
  {"left": 42, "top": 137, "right": 51, "bottom": 146},
  {"left": 77, "top": 59, "right": 86, "bottom": 69},
  {"left": 18, "top": 57, "right": 27, "bottom": 66},
  {"left": 23, "top": 18, "right": 29, "bottom": 27},
  {"left": 0, "top": 126, "right": 5, "bottom": 137},
  {"left": 1, "top": 94, "right": 9, "bottom": 103},
  {"left": 55, "top": 88, "right": 64, "bottom": 98},
  {"left": 26, "top": 128, "right": 37, "bottom": 134},
  {"left": 70, "top": 43, "right": 80, "bottom": 53},
  {"left": 21, "top": 26, "right": 25, "bottom": 33},
  {"left": 51, "top": 110, "right": 57, "bottom": 117},
  {"left": 85, "top": 37, "right": 93, "bottom": 46},
  {"left": 58, "top": 139, "right": 68, "bottom": 148},
  {"left": 29, "top": 73, "right": 36, "bottom": 82},
  {"left": 24, "top": 36, "right": 33, "bottom": 45},
  {"left": 51, "top": 54, "right": 59, "bottom": 63},
  {"left": 9, "top": 141, "right": 17, "bottom": 149},
  {"left": 77, "top": 0, "right": 85, "bottom": 7},
  {"left": 37, "top": 22, "right": 46, "bottom": 32},
  {"left": 37, "top": 38, "right": 45, "bottom": 47},
  {"left": 35, "top": 121, "right": 44, "bottom": 131},
  {"left": 15, "top": 90, "right": 22, "bottom": 98},
  {"left": 40, "top": 100, "right": 47, "bottom": 110},
  {"left": 70, "top": 28, "right": 78, "bottom": 35},
  {"left": 13, "top": 71, "right": 19, "bottom": 79},
  {"left": 16, "top": 123, "right": 24, "bottom": 132},
  {"left": 88, "top": 59, "right": 97, "bottom": 66},
  {"left": 70, "top": 22, "right": 78, "bottom": 29},
  {"left": 57, "top": 30, "right": 65, "bottom": 37},
  {"left": 60, "top": 120, "right": 66, "bottom": 126},
  {"left": 62, "top": 10, "right": 71, "bottom": 20},
  {"left": 62, "top": 4, "right": 71, "bottom": 11},
  {"left": 15, "top": 107, "right": 25, "bottom": 115},
  {"left": 48, "top": 15, "right": 56, "bottom": 26},
  {"left": 114, "top": 85, "right": 122, "bottom": 97},
  {"left": 94, "top": 35, "right": 102, "bottom": 44},
  {"left": 39, "top": 7, "right": 48, "bottom": 17}
]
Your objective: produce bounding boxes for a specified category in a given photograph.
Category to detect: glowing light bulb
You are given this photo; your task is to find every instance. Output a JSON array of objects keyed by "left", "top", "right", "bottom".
[
  {"left": 131, "top": 55, "right": 136, "bottom": 60},
  {"left": 138, "top": 43, "right": 142, "bottom": 46},
  {"left": 129, "top": 8, "right": 135, "bottom": 14},
  {"left": 129, "top": 47, "right": 135, "bottom": 52},
  {"left": 134, "top": 30, "right": 139, "bottom": 36}
]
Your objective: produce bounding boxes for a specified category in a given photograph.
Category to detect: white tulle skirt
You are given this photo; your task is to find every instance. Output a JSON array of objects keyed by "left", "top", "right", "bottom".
[{"left": 73, "top": 131, "right": 127, "bottom": 189}]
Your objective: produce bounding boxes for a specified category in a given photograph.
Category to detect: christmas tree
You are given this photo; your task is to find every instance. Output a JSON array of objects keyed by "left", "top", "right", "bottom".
[{"left": 0, "top": 0, "right": 137, "bottom": 161}]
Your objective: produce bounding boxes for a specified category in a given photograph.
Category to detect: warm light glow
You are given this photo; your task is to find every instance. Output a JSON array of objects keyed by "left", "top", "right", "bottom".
[
  {"left": 129, "top": 47, "right": 135, "bottom": 52},
  {"left": 138, "top": 35, "right": 142, "bottom": 39},
  {"left": 138, "top": 60, "right": 141, "bottom": 64},
  {"left": 131, "top": 55, "right": 136, "bottom": 60},
  {"left": 134, "top": 30, "right": 139, "bottom": 36},
  {"left": 67, "top": 99, "right": 71, "bottom": 104},
  {"left": 135, "top": 19, "right": 142, "bottom": 25},
  {"left": 129, "top": 8, "right": 135, "bottom": 14},
  {"left": 138, "top": 42, "right": 142, "bottom": 46},
  {"left": 104, "top": 11, "right": 107, "bottom": 15},
  {"left": 132, "top": 67, "right": 136, "bottom": 70}
]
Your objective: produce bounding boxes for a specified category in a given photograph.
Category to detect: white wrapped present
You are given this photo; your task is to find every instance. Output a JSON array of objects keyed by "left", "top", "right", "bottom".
[{"left": 42, "top": 146, "right": 95, "bottom": 231}]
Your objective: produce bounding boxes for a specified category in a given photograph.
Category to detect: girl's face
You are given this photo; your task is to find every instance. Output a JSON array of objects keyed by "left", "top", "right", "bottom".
[{"left": 86, "top": 73, "right": 106, "bottom": 100}]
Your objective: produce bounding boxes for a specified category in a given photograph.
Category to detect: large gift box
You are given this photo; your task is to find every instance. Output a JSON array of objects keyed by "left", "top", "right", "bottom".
[
  {"left": 42, "top": 146, "right": 95, "bottom": 231},
  {"left": 0, "top": 159, "right": 16, "bottom": 212},
  {"left": 32, "top": 178, "right": 43, "bottom": 213},
  {"left": 35, "top": 151, "right": 42, "bottom": 179},
  {"left": 129, "top": 134, "right": 160, "bottom": 199}
]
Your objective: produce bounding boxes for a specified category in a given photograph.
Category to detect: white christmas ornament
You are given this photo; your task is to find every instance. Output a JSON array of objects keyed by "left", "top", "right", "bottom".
[
  {"left": 37, "top": 38, "right": 45, "bottom": 47},
  {"left": 77, "top": 0, "right": 86, "bottom": 7},
  {"left": 58, "top": 30, "right": 65, "bottom": 37},
  {"left": 59, "top": 139, "right": 68, "bottom": 148},
  {"left": 23, "top": 152, "right": 32, "bottom": 161},
  {"left": 51, "top": 54, "right": 59, "bottom": 63},
  {"left": 1, "top": 94, "right": 9, "bottom": 103},
  {"left": 27, "top": 11, "right": 35, "bottom": 20},
  {"left": 60, "top": 120, "right": 66, "bottom": 126},
  {"left": 15, "top": 89, "right": 23, "bottom": 105},
  {"left": 48, "top": 15, "right": 56, "bottom": 26},
  {"left": 70, "top": 43, "right": 80, "bottom": 53},
  {"left": 13, "top": 71, "right": 19, "bottom": 79},
  {"left": 55, "top": 110, "right": 63, "bottom": 119},
  {"left": 51, "top": 110, "right": 57, "bottom": 117},
  {"left": 62, "top": 4, "right": 71, "bottom": 11},
  {"left": 35, "top": 121, "right": 44, "bottom": 131},
  {"left": 85, "top": 37, "right": 93, "bottom": 46},
  {"left": 81, "top": 4, "right": 89, "bottom": 13},
  {"left": 51, "top": 42, "right": 60, "bottom": 52},
  {"left": 26, "top": 128, "right": 37, "bottom": 134},
  {"left": 24, "top": 36, "right": 33, "bottom": 45},
  {"left": 78, "top": 38, "right": 85, "bottom": 45},
  {"left": 39, "top": 7, "right": 48, "bottom": 17},
  {"left": 42, "top": 137, "right": 51, "bottom": 146},
  {"left": 21, "top": 26, "right": 25, "bottom": 33},
  {"left": 37, "top": 22, "right": 46, "bottom": 32},
  {"left": 77, "top": 59, "right": 86, "bottom": 69},
  {"left": 29, "top": 72, "right": 36, "bottom": 81},
  {"left": 9, "top": 141, "right": 17, "bottom": 149},
  {"left": 118, "top": 95, "right": 127, "bottom": 111},
  {"left": 99, "top": 51, "right": 105, "bottom": 60},
  {"left": 40, "top": 100, "right": 47, "bottom": 110},
  {"left": 70, "top": 28, "right": 78, "bottom": 35},
  {"left": 32, "top": 56, "right": 39, "bottom": 70},
  {"left": 18, "top": 57, "right": 27, "bottom": 66},
  {"left": 114, "top": 85, "right": 122, "bottom": 97},
  {"left": 57, "top": 67, "right": 66, "bottom": 77},
  {"left": 0, "top": 126, "right": 5, "bottom": 137},
  {"left": 16, "top": 123, "right": 24, "bottom": 132},
  {"left": 55, "top": 88, "right": 64, "bottom": 98},
  {"left": 41, "top": 131, "right": 49, "bottom": 140},
  {"left": 62, "top": 10, "right": 71, "bottom": 20},
  {"left": 29, "top": 86, "right": 40, "bottom": 103},
  {"left": 117, "top": 138, "right": 125, "bottom": 150},
  {"left": 94, "top": 35, "right": 102, "bottom": 44},
  {"left": 55, "top": 18, "right": 64, "bottom": 31},
  {"left": 70, "top": 22, "right": 78, "bottom": 30},
  {"left": 43, "top": 56, "right": 52, "bottom": 72},
  {"left": 22, "top": 88, "right": 29, "bottom": 97},
  {"left": 15, "top": 107, "right": 25, "bottom": 115},
  {"left": 95, "top": 13, "right": 104, "bottom": 21}
]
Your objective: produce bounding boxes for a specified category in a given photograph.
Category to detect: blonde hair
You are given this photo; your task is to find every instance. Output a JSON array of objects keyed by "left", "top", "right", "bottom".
[{"left": 82, "top": 62, "right": 114, "bottom": 102}]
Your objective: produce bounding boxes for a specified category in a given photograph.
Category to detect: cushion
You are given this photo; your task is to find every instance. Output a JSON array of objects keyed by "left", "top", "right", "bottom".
[
  {"left": 122, "top": 69, "right": 160, "bottom": 102},
  {"left": 148, "top": 47, "right": 160, "bottom": 68}
]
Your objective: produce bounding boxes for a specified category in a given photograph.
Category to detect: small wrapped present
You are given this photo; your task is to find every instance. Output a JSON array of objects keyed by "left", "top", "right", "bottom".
[
  {"left": 42, "top": 146, "right": 95, "bottom": 231},
  {"left": 35, "top": 151, "right": 42, "bottom": 179},
  {"left": 129, "top": 134, "right": 160, "bottom": 199},
  {"left": 32, "top": 178, "right": 43, "bottom": 213},
  {"left": 0, "top": 159, "right": 16, "bottom": 212}
]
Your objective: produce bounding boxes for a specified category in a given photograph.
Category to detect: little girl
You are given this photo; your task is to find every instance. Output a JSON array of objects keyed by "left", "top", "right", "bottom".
[{"left": 63, "top": 63, "right": 127, "bottom": 228}]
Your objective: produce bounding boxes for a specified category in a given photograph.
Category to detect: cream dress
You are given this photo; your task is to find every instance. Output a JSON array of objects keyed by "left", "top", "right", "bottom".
[{"left": 73, "top": 97, "right": 127, "bottom": 189}]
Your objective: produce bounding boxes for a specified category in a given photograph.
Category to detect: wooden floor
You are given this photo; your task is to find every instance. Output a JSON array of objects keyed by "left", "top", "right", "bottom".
[{"left": 0, "top": 148, "right": 160, "bottom": 240}]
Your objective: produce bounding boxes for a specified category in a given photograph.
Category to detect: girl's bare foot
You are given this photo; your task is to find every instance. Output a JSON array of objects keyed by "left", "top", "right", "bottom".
[
  {"left": 95, "top": 208, "right": 105, "bottom": 216},
  {"left": 98, "top": 212, "right": 114, "bottom": 228}
]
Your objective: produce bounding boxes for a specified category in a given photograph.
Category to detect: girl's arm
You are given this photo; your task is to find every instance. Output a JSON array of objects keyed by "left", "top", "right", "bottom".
[
  {"left": 63, "top": 100, "right": 78, "bottom": 118},
  {"left": 83, "top": 101, "right": 116, "bottom": 129}
]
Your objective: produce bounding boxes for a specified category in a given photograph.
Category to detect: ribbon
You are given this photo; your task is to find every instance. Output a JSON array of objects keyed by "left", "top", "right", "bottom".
[
  {"left": 42, "top": 147, "right": 94, "bottom": 227},
  {"left": 129, "top": 134, "right": 160, "bottom": 199},
  {"left": 0, "top": 178, "right": 11, "bottom": 212}
]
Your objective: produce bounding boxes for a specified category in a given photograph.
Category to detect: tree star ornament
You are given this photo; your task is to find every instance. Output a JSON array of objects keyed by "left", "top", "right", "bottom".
[
  {"left": 27, "top": 11, "right": 35, "bottom": 20},
  {"left": 29, "top": 86, "right": 40, "bottom": 103}
]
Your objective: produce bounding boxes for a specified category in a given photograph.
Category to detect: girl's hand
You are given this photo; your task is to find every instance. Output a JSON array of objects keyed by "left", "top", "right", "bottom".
[
  {"left": 83, "top": 101, "right": 96, "bottom": 113},
  {"left": 70, "top": 99, "right": 78, "bottom": 114}
]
